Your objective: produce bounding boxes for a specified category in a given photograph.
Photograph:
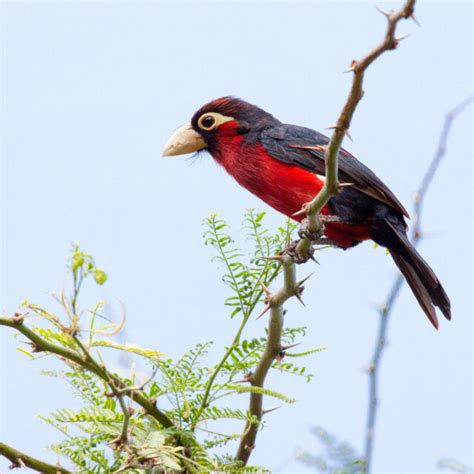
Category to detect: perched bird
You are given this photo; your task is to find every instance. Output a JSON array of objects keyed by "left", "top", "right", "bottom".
[{"left": 162, "top": 97, "right": 450, "bottom": 329}]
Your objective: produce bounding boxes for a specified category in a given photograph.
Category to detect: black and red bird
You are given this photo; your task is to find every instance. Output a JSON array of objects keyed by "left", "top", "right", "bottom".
[{"left": 162, "top": 97, "right": 451, "bottom": 329}]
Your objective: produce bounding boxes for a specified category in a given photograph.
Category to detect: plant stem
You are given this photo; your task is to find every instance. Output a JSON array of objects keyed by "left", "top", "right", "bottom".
[
  {"left": 0, "top": 442, "right": 71, "bottom": 474},
  {"left": 0, "top": 316, "right": 174, "bottom": 430}
]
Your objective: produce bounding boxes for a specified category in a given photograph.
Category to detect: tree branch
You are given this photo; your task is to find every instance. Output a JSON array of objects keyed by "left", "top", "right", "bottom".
[
  {"left": 295, "top": 0, "right": 417, "bottom": 260},
  {"left": 235, "top": 0, "right": 420, "bottom": 466},
  {"left": 0, "top": 442, "right": 71, "bottom": 474},
  {"left": 363, "top": 95, "right": 473, "bottom": 473},
  {"left": 236, "top": 254, "right": 303, "bottom": 464},
  {"left": 0, "top": 315, "right": 174, "bottom": 430}
]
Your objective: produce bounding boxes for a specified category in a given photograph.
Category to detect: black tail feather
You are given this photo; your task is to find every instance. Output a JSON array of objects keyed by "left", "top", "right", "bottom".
[
  {"left": 390, "top": 251, "right": 439, "bottom": 329},
  {"left": 372, "top": 218, "right": 451, "bottom": 328}
]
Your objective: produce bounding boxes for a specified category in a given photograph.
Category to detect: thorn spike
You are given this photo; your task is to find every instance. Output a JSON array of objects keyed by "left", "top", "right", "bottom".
[
  {"left": 260, "top": 282, "right": 271, "bottom": 296},
  {"left": 295, "top": 292, "right": 306, "bottom": 307},
  {"left": 291, "top": 208, "right": 307, "bottom": 217},
  {"left": 343, "top": 61, "right": 358, "bottom": 74},
  {"left": 396, "top": 33, "right": 410, "bottom": 42},
  {"left": 298, "top": 272, "right": 314, "bottom": 286},
  {"left": 410, "top": 13, "right": 421, "bottom": 27},
  {"left": 281, "top": 342, "right": 302, "bottom": 351},
  {"left": 262, "top": 406, "right": 282, "bottom": 415},
  {"left": 375, "top": 5, "right": 391, "bottom": 18},
  {"left": 233, "top": 377, "right": 251, "bottom": 384},
  {"left": 256, "top": 303, "right": 271, "bottom": 319}
]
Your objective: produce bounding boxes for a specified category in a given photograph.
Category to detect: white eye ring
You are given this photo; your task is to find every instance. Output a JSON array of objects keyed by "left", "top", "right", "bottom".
[
  {"left": 198, "top": 113, "right": 217, "bottom": 131},
  {"left": 197, "top": 112, "right": 234, "bottom": 132}
]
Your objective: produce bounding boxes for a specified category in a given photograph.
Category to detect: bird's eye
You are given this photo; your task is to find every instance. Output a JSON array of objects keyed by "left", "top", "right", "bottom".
[{"left": 198, "top": 114, "right": 217, "bottom": 131}]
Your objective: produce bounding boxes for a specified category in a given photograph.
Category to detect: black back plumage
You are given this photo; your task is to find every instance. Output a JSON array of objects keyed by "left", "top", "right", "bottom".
[
  {"left": 259, "top": 122, "right": 450, "bottom": 328},
  {"left": 260, "top": 124, "right": 410, "bottom": 218}
]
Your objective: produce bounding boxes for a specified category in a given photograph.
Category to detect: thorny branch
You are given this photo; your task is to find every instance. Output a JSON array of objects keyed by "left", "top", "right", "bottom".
[
  {"left": 236, "top": 255, "right": 311, "bottom": 464},
  {"left": 364, "top": 95, "right": 473, "bottom": 473},
  {"left": 295, "top": 0, "right": 417, "bottom": 260},
  {"left": 236, "top": 0, "right": 419, "bottom": 466},
  {"left": 0, "top": 442, "right": 71, "bottom": 474}
]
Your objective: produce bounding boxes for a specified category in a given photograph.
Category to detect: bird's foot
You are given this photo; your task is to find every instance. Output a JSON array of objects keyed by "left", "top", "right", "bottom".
[
  {"left": 297, "top": 218, "right": 325, "bottom": 242},
  {"left": 297, "top": 215, "right": 342, "bottom": 241},
  {"left": 285, "top": 240, "right": 316, "bottom": 264}
]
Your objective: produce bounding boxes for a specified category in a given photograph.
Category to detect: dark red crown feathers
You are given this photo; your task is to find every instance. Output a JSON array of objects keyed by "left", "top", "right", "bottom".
[{"left": 191, "top": 97, "right": 279, "bottom": 130}]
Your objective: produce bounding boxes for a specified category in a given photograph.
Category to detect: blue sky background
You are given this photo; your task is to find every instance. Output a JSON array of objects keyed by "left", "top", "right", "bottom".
[{"left": 1, "top": 2, "right": 472, "bottom": 473}]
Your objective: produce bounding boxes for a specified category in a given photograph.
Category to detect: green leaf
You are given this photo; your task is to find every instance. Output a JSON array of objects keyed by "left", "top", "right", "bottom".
[
  {"left": 285, "top": 346, "right": 327, "bottom": 357},
  {"left": 227, "top": 384, "right": 296, "bottom": 403},
  {"left": 16, "top": 348, "right": 34, "bottom": 358},
  {"left": 90, "top": 339, "right": 164, "bottom": 359}
]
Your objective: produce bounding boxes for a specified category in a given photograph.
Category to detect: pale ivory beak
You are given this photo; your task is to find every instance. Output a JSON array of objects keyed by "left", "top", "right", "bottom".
[{"left": 162, "top": 123, "right": 207, "bottom": 157}]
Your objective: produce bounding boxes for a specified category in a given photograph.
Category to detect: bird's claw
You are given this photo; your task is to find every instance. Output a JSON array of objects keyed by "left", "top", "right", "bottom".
[
  {"left": 285, "top": 240, "right": 316, "bottom": 264},
  {"left": 297, "top": 218, "right": 325, "bottom": 242}
]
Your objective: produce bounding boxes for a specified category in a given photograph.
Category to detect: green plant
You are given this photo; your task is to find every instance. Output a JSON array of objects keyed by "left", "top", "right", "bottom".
[{"left": 0, "top": 210, "right": 324, "bottom": 473}]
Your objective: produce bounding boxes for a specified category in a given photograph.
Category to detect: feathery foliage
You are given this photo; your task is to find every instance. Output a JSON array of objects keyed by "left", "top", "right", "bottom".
[
  {"left": 296, "top": 427, "right": 365, "bottom": 474},
  {"left": 2, "top": 210, "right": 324, "bottom": 472}
]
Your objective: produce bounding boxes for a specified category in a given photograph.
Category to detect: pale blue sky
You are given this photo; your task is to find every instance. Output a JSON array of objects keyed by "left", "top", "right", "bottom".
[{"left": 1, "top": 2, "right": 472, "bottom": 473}]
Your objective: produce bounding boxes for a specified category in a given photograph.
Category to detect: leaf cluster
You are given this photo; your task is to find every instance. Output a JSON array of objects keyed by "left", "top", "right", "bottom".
[
  {"left": 5, "top": 210, "right": 323, "bottom": 473},
  {"left": 296, "top": 427, "right": 365, "bottom": 474}
]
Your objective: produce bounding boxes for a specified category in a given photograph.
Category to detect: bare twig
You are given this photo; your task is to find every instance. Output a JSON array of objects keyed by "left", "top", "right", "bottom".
[
  {"left": 295, "top": 0, "right": 417, "bottom": 261},
  {"left": 0, "top": 442, "right": 70, "bottom": 473},
  {"left": 364, "top": 95, "right": 473, "bottom": 473},
  {"left": 235, "top": 0, "right": 420, "bottom": 467}
]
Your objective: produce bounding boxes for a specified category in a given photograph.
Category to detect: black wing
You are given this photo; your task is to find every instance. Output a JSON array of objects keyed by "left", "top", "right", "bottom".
[{"left": 260, "top": 124, "right": 409, "bottom": 218}]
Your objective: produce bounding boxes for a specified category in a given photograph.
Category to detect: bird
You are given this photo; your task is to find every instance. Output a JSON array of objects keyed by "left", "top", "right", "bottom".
[{"left": 162, "top": 96, "right": 451, "bottom": 329}]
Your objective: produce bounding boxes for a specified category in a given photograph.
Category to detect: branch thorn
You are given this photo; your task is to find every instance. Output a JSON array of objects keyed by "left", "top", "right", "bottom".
[
  {"left": 343, "top": 60, "right": 358, "bottom": 74},
  {"left": 291, "top": 207, "right": 307, "bottom": 218},
  {"left": 233, "top": 377, "right": 252, "bottom": 384},
  {"left": 297, "top": 272, "right": 314, "bottom": 286},
  {"left": 262, "top": 406, "right": 281, "bottom": 416},
  {"left": 375, "top": 6, "right": 392, "bottom": 18},
  {"left": 294, "top": 291, "right": 306, "bottom": 307},
  {"left": 281, "top": 342, "right": 302, "bottom": 351},
  {"left": 256, "top": 303, "right": 271, "bottom": 319},
  {"left": 326, "top": 124, "right": 352, "bottom": 141},
  {"left": 410, "top": 14, "right": 421, "bottom": 27},
  {"left": 395, "top": 33, "right": 410, "bottom": 43}
]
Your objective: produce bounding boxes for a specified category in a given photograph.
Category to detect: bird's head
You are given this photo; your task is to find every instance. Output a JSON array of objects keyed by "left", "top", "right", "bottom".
[{"left": 162, "top": 97, "right": 278, "bottom": 157}]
